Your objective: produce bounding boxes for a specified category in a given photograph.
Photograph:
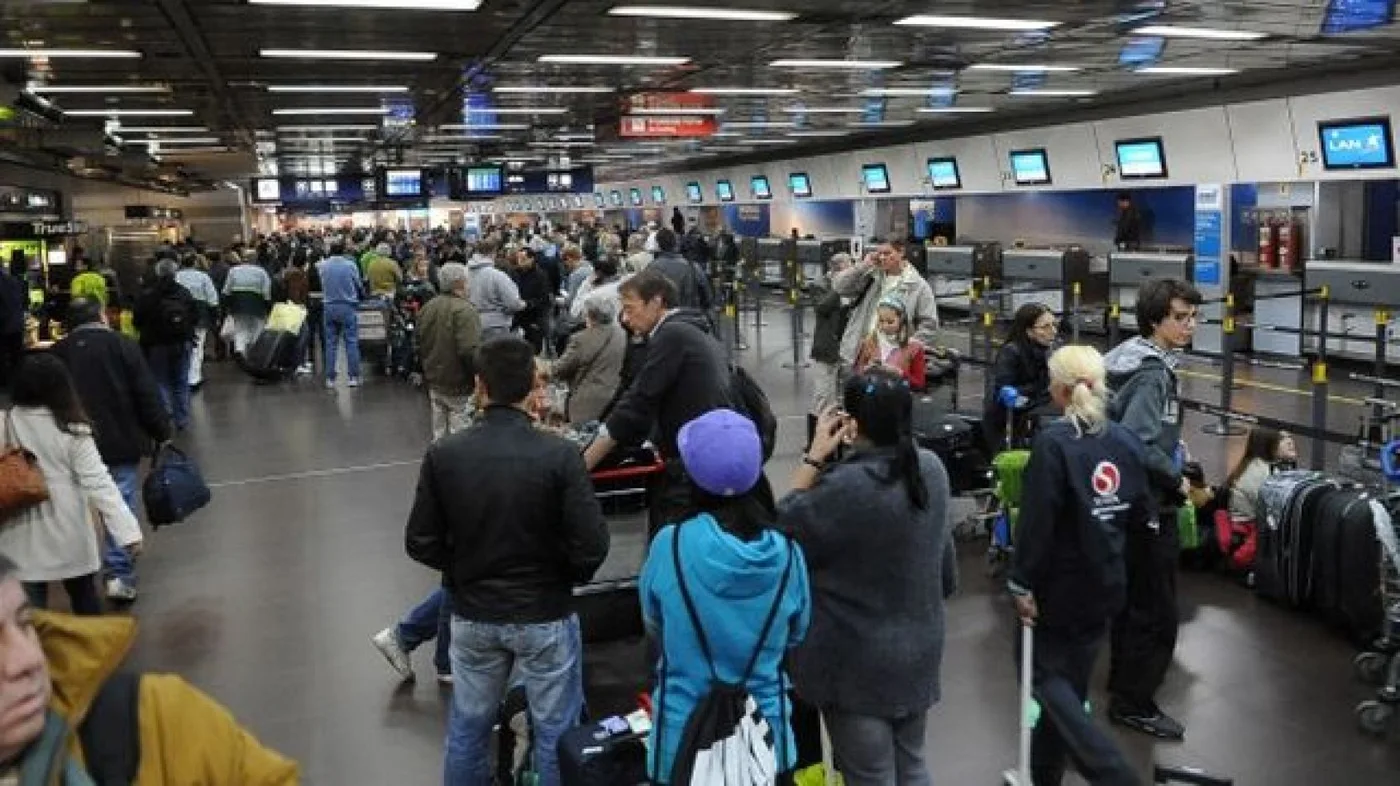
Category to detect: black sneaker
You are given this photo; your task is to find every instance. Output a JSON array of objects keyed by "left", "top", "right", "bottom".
[{"left": 1109, "top": 702, "right": 1185, "bottom": 740}]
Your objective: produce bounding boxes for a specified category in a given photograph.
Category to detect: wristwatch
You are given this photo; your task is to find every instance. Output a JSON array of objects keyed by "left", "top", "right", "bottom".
[{"left": 801, "top": 456, "right": 826, "bottom": 471}]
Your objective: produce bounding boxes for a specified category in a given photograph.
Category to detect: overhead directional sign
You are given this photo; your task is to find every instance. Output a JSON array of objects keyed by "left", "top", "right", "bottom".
[{"left": 619, "top": 92, "right": 718, "bottom": 138}]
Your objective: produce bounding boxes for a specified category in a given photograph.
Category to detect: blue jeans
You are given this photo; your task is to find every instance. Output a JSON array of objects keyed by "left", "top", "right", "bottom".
[
  {"left": 323, "top": 302, "right": 361, "bottom": 381},
  {"left": 397, "top": 588, "right": 452, "bottom": 675},
  {"left": 146, "top": 343, "right": 192, "bottom": 430},
  {"left": 104, "top": 464, "right": 140, "bottom": 584},
  {"left": 445, "top": 614, "right": 584, "bottom": 786}
]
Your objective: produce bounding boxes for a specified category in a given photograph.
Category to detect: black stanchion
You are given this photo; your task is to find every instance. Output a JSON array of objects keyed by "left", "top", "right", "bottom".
[
  {"left": 1310, "top": 285, "right": 1331, "bottom": 471},
  {"left": 782, "top": 261, "right": 809, "bottom": 371},
  {"left": 978, "top": 277, "right": 995, "bottom": 362},
  {"left": 1373, "top": 307, "right": 1391, "bottom": 426},
  {"left": 1109, "top": 301, "right": 1121, "bottom": 349},
  {"left": 730, "top": 280, "right": 748, "bottom": 353},
  {"left": 1070, "top": 281, "right": 1082, "bottom": 344},
  {"left": 1204, "top": 292, "right": 1246, "bottom": 437}
]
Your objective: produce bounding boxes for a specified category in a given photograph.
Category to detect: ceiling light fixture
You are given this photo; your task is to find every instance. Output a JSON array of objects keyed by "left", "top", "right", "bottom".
[
  {"left": 116, "top": 126, "right": 209, "bottom": 133},
  {"left": 1135, "top": 66, "right": 1240, "bottom": 76},
  {"left": 0, "top": 48, "right": 141, "bottom": 59},
  {"left": 848, "top": 120, "right": 916, "bottom": 127},
  {"left": 276, "top": 124, "right": 379, "bottom": 131},
  {"left": 917, "top": 106, "right": 995, "bottom": 114},
  {"left": 1008, "top": 88, "right": 1098, "bottom": 97},
  {"left": 260, "top": 48, "right": 438, "bottom": 61},
  {"left": 134, "top": 137, "right": 221, "bottom": 145},
  {"left": 786, "top": 130, "right": 851, "bottom": 137},
  {"left": 537, "top": 54, "right": 689, "bottom": 66},
  {"left": 437, "top": 123, "right": 531, "bottom": 131},
  {"left": 1132, "top": 25, "right": 1267, "bottom": 41},
  {"left": 689, "top": 87, "right": 800, "bottom": 95},
  {"left": 27, "top": 84, "right": 168, "bottom": 93},
  {"left": 250, "top": 0, "right": 482, "bottom": 9},
  {"left": 893, "top": 14, "right": 1059, "bottom": 31},
  {"left": 967, "top": 63, "right": 1079, "bottom": 72},
  {"left": 747, "top": 138, "right": 798, "bottom": 145},
  {"left": 468, "top": 107, "right": 569, "bottom": 115},
  {"left": 781, "top": 106, "right": 863, "bottom": 114},
  {"left": 606, "top": 5, "right": 796, "bottom": 21},
  {"left": 769, "top": 58, "right": 901, "bottom": 69},
  {"left": 63, "top": 109, "right": 194, "bottom": 117},
  {"left": 860, "top": 87, "right": 958, "bottom": 97},
  {"left": 275, "top": 137, "right": 371, "bottom": 143},
  {"left": 627, "top": 107, "right": 726, "bottom": 116},
  {"left": 721, "top": 121, "right": 796, "bottom": 129},
  {"left": 271, "top": 107, "right": 392, "bottom": 115},
  {"left": 492, "top": 85, "right": 615, "bottom": 93},
  {"left": 267, "top": 85, "right": 410, "bottom": 92}
]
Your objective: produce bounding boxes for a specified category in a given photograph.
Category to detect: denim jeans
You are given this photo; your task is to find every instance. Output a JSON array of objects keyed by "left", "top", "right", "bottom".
[
  {"left": 323, "top": 302, "right": 361, "bottom": 381},
  {"left": 397, "top": 588, "right": 451, "bottom": 675},
  {"left": 444, "top": 614, "right": 584, "bottom": 786},
  {"left": 146, "top": 342, "right": 192, "bottom": 430},
  {"left": 104, "top": 464, "right": 140, "bottom": 584},
  {"left": 25, "top": 575, "right": 101, "bottom": 615},
  {"left": 822, "top": 708, "right": 932, "bottom": 786}
]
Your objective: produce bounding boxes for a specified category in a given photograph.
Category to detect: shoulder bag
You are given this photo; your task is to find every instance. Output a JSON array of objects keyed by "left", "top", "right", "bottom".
[{"left": 0, "top": 410, "right": 50, "bottom": 521}]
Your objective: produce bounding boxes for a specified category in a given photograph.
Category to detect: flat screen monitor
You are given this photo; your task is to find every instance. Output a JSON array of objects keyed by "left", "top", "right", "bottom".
[
  {"left": 861, "top": 163, "right": 891, "bottom": 194},
  {"left": 383, "top": 168, "right": 424, "bottom": 198},
  {"left": 651, "top": 185, "right": 666, "bottom": 204},
  {"left": 252, "top": 178, "right": 281, "bottom": 203},
  {"left": 322, "top": 179, "right": 338, "bottom": 195},
  {"left": 1318, "top": 116, "right": 1395, "bottom": 170},
  {"left": 686, "top": 182, "right": 703, "bottom": 204},
  {"left": 594, "top": 192, "right": 606, "bottom": 208},
  {"left": 1116, "top": 137, "right": 1168, "bottom": 179},
  {"left": 463, "top": 166, "right": 503, "bottom": 196},
  {"left": 629, "top": 187, "right": 643, "bottom": 206},
  {"left": 926, "top": 157, "right": 961, "bottom": 189},
  {"left": 750, "top": 175, "right": 772, "bottom": 200},
  {"left": 1118, "top": 36, "right": 1166, "bottom": 67},
  {"left": 788, "top": 172, "right": 812, "bottom": 198},
  {"left": 1322, "top": 0, "right": 1394, "bottom": 34},
  {"left": 1010, "top": 148, "right": 1052, "bottom": 185},
  {"left": 716, "top": 180, "right": 735, "bottom": 202},
  {"left": 609, "top": 190, "right": 623, "bottom": 207}
]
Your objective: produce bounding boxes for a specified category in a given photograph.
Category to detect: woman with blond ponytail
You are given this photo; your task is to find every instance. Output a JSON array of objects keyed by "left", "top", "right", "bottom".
[{"left": 1006, "top": 344, "right": 1152, "bottom": 786}]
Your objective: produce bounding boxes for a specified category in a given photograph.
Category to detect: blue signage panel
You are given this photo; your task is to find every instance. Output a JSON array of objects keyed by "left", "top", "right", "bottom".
[
  {"left": 1318, "top": 117, "right": 1395, "bottom": 169},
  {"left": 1194, "top": 209, "right": 1222, "bottom": 286}
]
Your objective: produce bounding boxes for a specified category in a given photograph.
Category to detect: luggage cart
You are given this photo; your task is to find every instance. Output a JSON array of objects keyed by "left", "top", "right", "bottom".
[{"left": 1353, "top": 438, "right": 1400, "bottom": 736}]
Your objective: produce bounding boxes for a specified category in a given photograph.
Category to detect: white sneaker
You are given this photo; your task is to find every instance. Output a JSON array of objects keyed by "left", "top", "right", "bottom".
[
  {"left": 297, "top": 363, "right": 313, "bottom": 376},
  {"left": 105, "top": 578, "right": 137, "bottom": 603},
  {"left": 370, "top": 627, "right": 415, "bottom": 681},
  {"left": 325, "top": 379, "right": 336, "bottom": 390},
  {"left": 347, "top": 378, "right": 361, "bottom": 388}
]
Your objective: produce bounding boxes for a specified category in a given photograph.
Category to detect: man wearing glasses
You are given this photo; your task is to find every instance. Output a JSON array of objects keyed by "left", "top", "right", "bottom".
[{"left": 1102, "top": 277, "right": 1202, "bottom": 741}]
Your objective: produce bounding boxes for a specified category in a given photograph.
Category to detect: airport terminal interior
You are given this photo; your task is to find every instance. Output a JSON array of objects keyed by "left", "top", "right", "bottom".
[{"left": 4, "top": 0, "right": 1400, "bottom": 784}]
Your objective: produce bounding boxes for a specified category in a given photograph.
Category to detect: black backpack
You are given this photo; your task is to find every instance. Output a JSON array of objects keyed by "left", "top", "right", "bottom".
[
  {"left": 729, "top": 365, "right": 777, "bottom": 463},
  {"left": 660, "top": 526, "right": 795, "bottom": 786},
  {"left": 154, "top": 290, "right": 194, "bottom": 341}
]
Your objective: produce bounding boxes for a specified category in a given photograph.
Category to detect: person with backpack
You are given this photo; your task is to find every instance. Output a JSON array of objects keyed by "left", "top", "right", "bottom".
[
  {"left": 133, "top": 259, "right": 199, "bottom": 432},
  {"left": 778, "top": 368, "right": 957, "bottom": 786},
  {"left": 176, "top": 254, "right": 220, "bottom": 392},
  {"left": 641, "top": 409, "right": 810, "bottom": 785}
]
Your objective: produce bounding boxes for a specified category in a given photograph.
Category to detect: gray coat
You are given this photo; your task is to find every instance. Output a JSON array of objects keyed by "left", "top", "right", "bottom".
[
  {"left": 466, "top": 255, "right": 525, "bottom": 333},
  {"left": 831, "top": 262, "right": 939, "bottom": 366},
  {"left": 552, "top": 322, "right": 626, "bottom": 425},
  {"left": 779, "top": 447, "right": 957, "bottom": 718}
]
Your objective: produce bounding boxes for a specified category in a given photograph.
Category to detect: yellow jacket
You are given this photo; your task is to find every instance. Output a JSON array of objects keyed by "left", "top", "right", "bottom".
[{"left": 36, "top": 611, "right": 300, "bottom": 785}]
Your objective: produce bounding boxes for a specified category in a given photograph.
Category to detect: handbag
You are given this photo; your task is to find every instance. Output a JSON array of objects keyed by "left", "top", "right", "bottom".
[
  {"left": 0, "top": 410, "right": 49, "bottom": 520},
  {"left": 142, "top": 444, "right": 211, "bottom": 527}
]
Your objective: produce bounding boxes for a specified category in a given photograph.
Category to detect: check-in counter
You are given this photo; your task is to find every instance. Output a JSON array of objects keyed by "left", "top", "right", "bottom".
[
  {"left": 1000, "top": 248, "right": 1110, "bottom": 331},
  {"left": 1304, "top": 261, "right": 1400, "bottom": 365},
  {"left": 756, "top": 238, "right": 791, "bottom": 287},
  {"left": 1247, "top": 268, "right": 1307, "bottom": 357},
  {"left": 926, "top": 242, "right": 1002, "bottom": 313}
]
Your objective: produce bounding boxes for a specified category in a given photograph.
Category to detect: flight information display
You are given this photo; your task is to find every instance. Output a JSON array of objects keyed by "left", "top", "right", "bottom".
[
  {"left": 253, "top": 178, "right": 280, "bottom": 203},
  {"left": 1010, "top": 149, "right": 1052, "bottom": 185},
  {"left": 926, "top": 157, "right": 961, "bottom": 189},
  {"left": 464, "top": 166, "right": 503, "bottom": 195},
  {"left": 750, "top": 175, "right": 772, "bottom": 200},
  {"left": 1318, "top": 117, "right": 1395, "bottom": 170},
  {"left": 383, "top": 168, "right": 424, "bottom": 198},
  {"left": 788, "top": 172, "right": 812, "bottom": 198},
  {"left": 1116, "top": 138, "right": 1168, "bottom": 179},
  {"left": 716, "top": 180, "right": 735, "bottom": 202}
]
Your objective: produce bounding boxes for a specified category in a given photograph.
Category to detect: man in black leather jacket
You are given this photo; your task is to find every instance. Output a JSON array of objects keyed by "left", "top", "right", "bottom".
[{"left": 405, "top": 336, "right": 609, "bottom": 785}]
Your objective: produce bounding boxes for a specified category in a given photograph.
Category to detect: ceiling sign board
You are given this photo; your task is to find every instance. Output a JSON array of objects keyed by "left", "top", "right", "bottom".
[{"left": 619, "top": 92, "right": 718, "bottom": 138}]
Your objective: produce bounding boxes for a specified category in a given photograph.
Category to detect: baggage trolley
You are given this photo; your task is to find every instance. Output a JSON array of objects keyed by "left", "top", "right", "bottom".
[{"left": 1353, "top": 438, "right": 1400, "bottom": 736}]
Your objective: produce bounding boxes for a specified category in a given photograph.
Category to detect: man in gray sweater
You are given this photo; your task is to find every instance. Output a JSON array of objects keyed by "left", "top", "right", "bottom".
[{"left": 465, "top": 237, "right": 525, "bottom": 340}]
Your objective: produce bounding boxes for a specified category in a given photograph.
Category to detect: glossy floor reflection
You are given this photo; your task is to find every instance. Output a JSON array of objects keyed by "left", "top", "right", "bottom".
[{"left": 117, "top": 311, "right": 1397, "bottom": 785}]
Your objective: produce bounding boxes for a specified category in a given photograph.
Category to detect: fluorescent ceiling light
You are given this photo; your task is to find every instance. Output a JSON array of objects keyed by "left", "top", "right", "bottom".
[
  {"left": 277, "top": 124, "right": 378, "bottom": 131},
  {"left": 1133, "top": 25, "right": 1266, "bottom": 41},
  {"left": 135, "top": 137, "right": 221, "bottom": 145},
  {"left": 894, "top": 15, "right": 1058, "bottom": 31},
  {"left": 747, "top": 138, "right": 797, "bottom": 145},
  {"left": 250, "top": 0, "right": 482, "bottom": 9},
  {"left": 538, "top": 54, "right": 689, "bottom": 66},
  {"left": 271, "top": 107, "right": 391, "bottom": 115},
  {"left": 769, "top": 58, "right": 901, "bottom": 69},
  {"left": 710, "top": 131, "right": 744, "bottom": 137},
  {"left": 260, "top": 48, "right": 437, "bottom": 61},
  {"left": 277, "top": 137, "right": 369, "bottom": 143},
  {"left": 114, "top": 126, "right": 208, "bottom": 133},
  {"left": 848, "top": 120, "right": 916, "bottom": 127},
  {"left": 722, "top": 121, "right": 796, "bottom": 129},
  {"left": 28, "top": 84, "right": 167, "bottom": 93},
  {"left": 786, "top": 130, "right": 851, "bottom": 137},
  {"left": 554, "top": 132, "right": 596, "bottom": 141},
  {"left": 493, "top": 85, "right": 614, "bottom": 93},
  {"left": 967, "top": 63, "right": 1079, "bottom": 72},
  {"left": 781, "top": 106, "right": 863, "bottom": 114},
  {"left": 917, "top": 106, "right": 995, "bottom": 114},
  {"left": 606, "top": 5, "right": 796, "bottom": 22},
  {"left": 1136, "top": 66, "right": 1240, "bottom": 76},
  {"left": 437, "top": 123, "right": 531, "bottom": 130},
  {"left": 64, "top": 109, "right": 193, "bottom": 117},
  {"left": 157, "top": 147, "right": 230, "bottom": 153},
  {"left": 689, "top": 87, "right": 800, "bottom": 95},
  {"left": 267, "top": 85, "right": 409, "bottom": 93},
  {"left": 628, "top": 107, "right": 726, "bottom": 116},
  {"left": 860, "top": 87, "right": 958, "bottom": 97},
  {"left": 0, "top": 48, "right": 141, "bottom": 59},
  {"left": 528, "top": 140, "right": 595, "bottom": 147},
  {"left": 470, "top": 107, "right": 568, "bottom": 115},
  {"left": 1008, "top": 88, "right": 1098, "bottom": 97},
  {"left": 423, "top": 134, "right": 511, "bottom": 141}
]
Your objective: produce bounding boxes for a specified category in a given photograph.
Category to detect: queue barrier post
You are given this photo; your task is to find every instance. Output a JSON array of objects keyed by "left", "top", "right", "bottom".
[
  {"left": 1310, "top": 285, "right": 1331, "bottom": 471},
  {"left": 731, "top": 280, "right": 749, "bottom": 352},
  {"left": 783, "top": 261, "right": 810, "bottom": 371},
  {"left": 1071, "top": 281, "right": 1082, "bottom": 344},
  {"left": 1109, "top": 301, "right": 1121, "bottom": 348},
  {"left": 1204, "top": 292, "right": 1246, "bottom": 437},
  {"left": 1374, "top": 308, "right": 1391, "bottom": 429}
]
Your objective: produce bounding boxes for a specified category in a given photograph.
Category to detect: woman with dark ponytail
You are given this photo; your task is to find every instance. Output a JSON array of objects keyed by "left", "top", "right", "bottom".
[{"left": 777, "top": 367, "right": 956, "bottom": 785}]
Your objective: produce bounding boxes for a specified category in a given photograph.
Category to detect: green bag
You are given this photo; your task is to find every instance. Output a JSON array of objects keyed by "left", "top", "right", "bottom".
[{"left": 1177, "top": 505, "right": 1202, "bottom": 550}]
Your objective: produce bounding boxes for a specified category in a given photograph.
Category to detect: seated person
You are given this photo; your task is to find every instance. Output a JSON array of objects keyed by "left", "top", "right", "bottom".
[
  {"left": 548, "top": 292, "right": 627, "bottom": 426},
  {"left": 1219, "top": 427, "right": 1297, "bottom": 570},
  {"left": 852, "top": 296, "right": 927, "bottom": 391},
  {"left": 642, "top": 409, "right": 810, "bottom": 785},
  {"left": 0, "top": 553, "right": 298, "bottom": 784},
  {"left": 984, "top": 302, "right": 1059, "bottom": 450}
]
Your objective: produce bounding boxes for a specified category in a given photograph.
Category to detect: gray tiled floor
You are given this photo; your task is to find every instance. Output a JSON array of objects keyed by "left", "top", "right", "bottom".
[{"left": 117, "top": 304, "right": 1399, "bottom": 785}]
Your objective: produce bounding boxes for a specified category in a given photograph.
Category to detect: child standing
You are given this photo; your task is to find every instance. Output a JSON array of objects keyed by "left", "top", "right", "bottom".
[{"left": 853, "top": 295, "right": 927, "bottom": 391}]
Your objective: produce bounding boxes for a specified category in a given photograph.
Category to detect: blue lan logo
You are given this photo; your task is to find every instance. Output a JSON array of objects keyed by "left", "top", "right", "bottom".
[{"left": 1328, "top": 128, "right": 1384, "bottom": 155}]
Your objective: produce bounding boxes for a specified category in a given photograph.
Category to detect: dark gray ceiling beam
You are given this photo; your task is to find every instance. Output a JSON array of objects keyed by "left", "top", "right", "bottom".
[{"left": 151, "top": 0, "right": 252, "bottom": 148}]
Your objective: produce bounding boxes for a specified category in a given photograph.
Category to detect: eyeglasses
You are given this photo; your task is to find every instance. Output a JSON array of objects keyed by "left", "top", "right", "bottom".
[{"left": 1032, "top": 321, "right": 1058, "bottom": 332}]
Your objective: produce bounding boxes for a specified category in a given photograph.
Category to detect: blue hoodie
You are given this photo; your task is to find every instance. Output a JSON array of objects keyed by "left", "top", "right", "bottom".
[{"left": 640, "top": 515, "right": 810, "bottom": 783}]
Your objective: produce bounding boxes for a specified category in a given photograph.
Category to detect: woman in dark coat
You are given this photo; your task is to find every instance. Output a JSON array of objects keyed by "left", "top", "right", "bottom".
[{"left": 983, "top": 302, "right": 1059, "bottom": 450}]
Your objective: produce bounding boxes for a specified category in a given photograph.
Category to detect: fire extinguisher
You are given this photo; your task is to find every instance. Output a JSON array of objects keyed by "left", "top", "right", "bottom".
[
  {"left": 1258, "top": 220, "right": 1277, "bottom": 269},
  {"left": 1277, "top": 220, "right": 1297, "bottom": 272}
]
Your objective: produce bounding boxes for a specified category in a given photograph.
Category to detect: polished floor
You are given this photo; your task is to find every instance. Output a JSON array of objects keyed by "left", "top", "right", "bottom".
[{"left": 107, "top": 305, "right": 1398, "bottom": 785}]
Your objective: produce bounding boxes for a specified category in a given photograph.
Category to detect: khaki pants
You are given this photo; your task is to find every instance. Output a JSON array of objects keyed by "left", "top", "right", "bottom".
[
  {"left": 430, "top": 390, "right": 475, "bottom": 440},
  {"left": 809, "top": 361, "right": 844, "bottom": 417}
]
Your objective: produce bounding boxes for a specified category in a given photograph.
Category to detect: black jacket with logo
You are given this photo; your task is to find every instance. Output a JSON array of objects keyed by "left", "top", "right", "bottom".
[
  {"left": 1008, "top": 418, "right": 1153, "bottom": 630},
  {"left": 52, "top": 325, "right": 172, "bottom": 465},
  {"left": 132, "top": 277, "right": 198, "bottom": 347},
  {"left": 405, "top": 407, "right": 610, "bottom": 625}
]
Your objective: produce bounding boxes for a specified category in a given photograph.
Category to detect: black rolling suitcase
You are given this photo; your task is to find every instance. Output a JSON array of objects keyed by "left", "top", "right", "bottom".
[
  {"left": 1255, "top": 471, "right": 1327, "bottom": 604},
  {"left": 1308, "top": 485, "right": 1384, "bottom": 643},
  {"left": 557, "top": 715, "right": 648, "bottom": 786},
  {"left": 243, "top": 329, "right": 299, "bottom": 382},
  {"left": 574, "top": 578, "right": 644, "bottom": 644},
  {"left": 912, "top": 405, "right": 990, "bottom": 495}
]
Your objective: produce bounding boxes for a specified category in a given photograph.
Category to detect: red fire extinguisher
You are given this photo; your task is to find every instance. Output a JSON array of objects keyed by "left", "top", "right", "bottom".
[
  {"left": 1277, "top": 220, "right": 1298, "bottom": 272},
  {"left": 1258, "top": 220, "right": 1277, "bottom": 269}
]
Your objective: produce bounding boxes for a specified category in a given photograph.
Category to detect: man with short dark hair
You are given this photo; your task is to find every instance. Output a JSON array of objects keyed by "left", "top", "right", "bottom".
[
  {"left": 1103, "top": 276, "right": 1202, "bottom": 740},
  {"left": 647, "top": 227, "right": 711, "bottom": 313},
  {"left": 407, "top": 336, "right": 608, "bottom": 786},
  {"left": 133, "top": 259, "right": 199, "bottom": 431}
]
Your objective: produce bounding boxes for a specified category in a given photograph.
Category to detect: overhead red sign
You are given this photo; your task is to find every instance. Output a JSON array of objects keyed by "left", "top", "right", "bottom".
[{"left": 618, "top": 92, "right": 718, "bottom": 138}]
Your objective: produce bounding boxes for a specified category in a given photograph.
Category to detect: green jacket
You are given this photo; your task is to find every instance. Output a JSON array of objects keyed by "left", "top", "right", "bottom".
[{"left": 416, "top": 293, "right": 482, "bottom": 396}]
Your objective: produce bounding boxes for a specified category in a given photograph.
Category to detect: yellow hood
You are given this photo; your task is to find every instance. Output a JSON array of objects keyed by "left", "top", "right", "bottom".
[{"left": 34, "top": 611, "right": 136, "bottom": 726}]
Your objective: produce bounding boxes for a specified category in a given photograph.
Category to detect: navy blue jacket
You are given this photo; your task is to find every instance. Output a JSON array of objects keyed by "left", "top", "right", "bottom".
[{"left": 1008, "top": 418, "right": 1153, "bottom": 629}]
